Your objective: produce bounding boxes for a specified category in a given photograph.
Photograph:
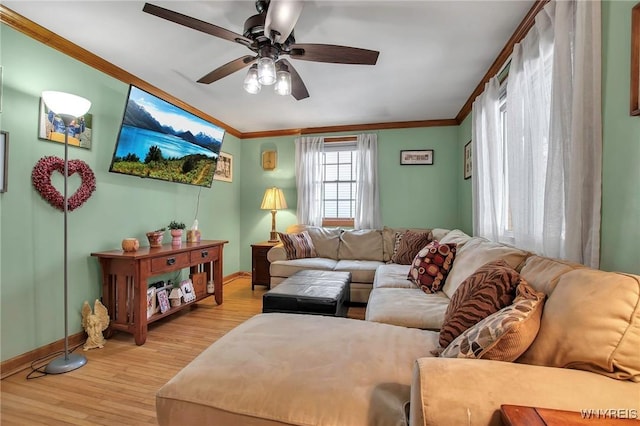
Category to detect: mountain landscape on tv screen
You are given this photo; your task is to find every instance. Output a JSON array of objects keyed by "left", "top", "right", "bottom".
[{"left": 123, "top": 99, "right": 222, "bottom": 153}]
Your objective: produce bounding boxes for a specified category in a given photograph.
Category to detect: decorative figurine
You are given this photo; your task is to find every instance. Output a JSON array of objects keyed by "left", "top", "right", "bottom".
[{"left": 81, "top": 299, "right": 110, "bottom": 351}]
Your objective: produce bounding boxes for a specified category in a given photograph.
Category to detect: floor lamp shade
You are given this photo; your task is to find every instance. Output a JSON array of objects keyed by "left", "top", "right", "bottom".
[
  {"left": 42, "top": 91, "right": 91, "bottom": 374},
  {"left": 261, "top": 187, "right": 287, "bottom": 242}
]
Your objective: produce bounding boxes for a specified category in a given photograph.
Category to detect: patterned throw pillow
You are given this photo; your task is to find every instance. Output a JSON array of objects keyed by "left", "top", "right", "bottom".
[
  {"left": 277, "top": 231, "right": 317, "bottom": 260},
  {"left": 390, "top": 230, "right": 433, "bottom": 265},
  {"left": 407, "top": 241, "right": 457, "bottom": 293},
  {"left": 440, "top": 281, "right": 545, "bottom": 361},
  {"left": 439, "top": 259, "right": 523, "bottom": 348}
]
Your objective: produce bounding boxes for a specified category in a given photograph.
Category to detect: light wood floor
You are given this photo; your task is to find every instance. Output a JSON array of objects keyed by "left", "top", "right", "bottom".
[{"left": 0, "top": 277, "right": 366, "bottom": 425}]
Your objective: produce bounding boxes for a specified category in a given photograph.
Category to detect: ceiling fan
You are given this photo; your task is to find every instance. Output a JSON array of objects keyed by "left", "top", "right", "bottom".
[{"left": 142, "top": 1, "right": 380, "bottom": 100}]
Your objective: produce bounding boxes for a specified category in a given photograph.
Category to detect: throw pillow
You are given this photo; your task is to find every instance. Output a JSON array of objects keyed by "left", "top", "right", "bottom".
[
  {"left": 390, "top": 230, "right": 433, "bottom": 265},
  {"left": 407, "top": 241, "right": 458, "bottom": 293},
  {"left": 440, "top": 281, "right": 545, "bottom": 361},
  {"left": 439, "top": 259, "right": 523, "bottom": 348},
  {"left": 278, "top": 231, "right": 317, "bottom": 260}
]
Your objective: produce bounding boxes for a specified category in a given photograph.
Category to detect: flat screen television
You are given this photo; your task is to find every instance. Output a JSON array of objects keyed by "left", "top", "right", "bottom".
[{"left": 109, "top": 85, "right": 225, "bottom": 187}]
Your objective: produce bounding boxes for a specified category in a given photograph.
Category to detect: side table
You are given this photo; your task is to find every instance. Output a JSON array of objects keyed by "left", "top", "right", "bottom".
[
  {"left": 501, "top": 405, "right": 638, "bottom": 425},
  {"left": 251, "top": 241, "right": 278, "bottom": 290}
]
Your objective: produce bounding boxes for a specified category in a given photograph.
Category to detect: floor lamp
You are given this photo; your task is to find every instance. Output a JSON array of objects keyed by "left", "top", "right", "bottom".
[
  {"left": 41, "top": 91, "right": 91, "bottom": 374},
  {"left": 260, "top": 187, "right": 287, "bottom": 243}
]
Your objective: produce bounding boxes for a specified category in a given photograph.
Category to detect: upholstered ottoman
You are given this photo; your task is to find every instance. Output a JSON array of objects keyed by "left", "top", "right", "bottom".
[{"left": 262, "top": 270, "right": 351, "bottom": 317}]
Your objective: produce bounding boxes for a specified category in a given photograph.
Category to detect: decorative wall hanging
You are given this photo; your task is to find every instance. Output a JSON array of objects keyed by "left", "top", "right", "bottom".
[
  {"left": 38, "top": 98, "right": 94, "bottom": 149},
  {"left": 214, "top": 151, "right": 233, "bottom": 182},
  {"left": 631, "top": 2, "right": 639, "bottom": 116},
  {"left": 400, "top": 150, "right": 434, "bottom": 165},
  {"left": 32, "top": 156, "right": 96, "bottom": 211},
  {"left": 0, "top": 131, "right": 7, "bottom": 193},
  {"left": 464, "top": 141, "right": 472, "bottom": 180}
]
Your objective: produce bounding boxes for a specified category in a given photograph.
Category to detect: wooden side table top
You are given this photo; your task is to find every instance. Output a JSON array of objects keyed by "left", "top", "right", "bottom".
[{"left": 501, "top": 405, "right": 639, "bottom": 426}]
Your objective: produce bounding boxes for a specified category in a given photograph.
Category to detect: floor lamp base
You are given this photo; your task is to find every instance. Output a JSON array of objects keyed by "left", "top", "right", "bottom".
[{"left": 44, "top": 353, "right": 87, "bottom": 374}]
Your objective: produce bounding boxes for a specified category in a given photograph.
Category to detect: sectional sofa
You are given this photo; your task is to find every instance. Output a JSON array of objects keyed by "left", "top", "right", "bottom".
[{"left": 156, "top": 226, "right": 640, "bottom": 426}]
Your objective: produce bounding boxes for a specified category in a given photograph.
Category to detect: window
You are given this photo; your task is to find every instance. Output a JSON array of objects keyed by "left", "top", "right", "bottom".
[{"left": 322, "top": 143, "right": 357, "bottom": 227}]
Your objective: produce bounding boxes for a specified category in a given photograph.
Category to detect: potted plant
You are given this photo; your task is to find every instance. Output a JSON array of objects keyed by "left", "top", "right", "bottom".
[
  {"left": 168, "top": 221, "right": 186, "bottom": 245},
  {"left": 146, "top": 227, "right": 165, "bottom": 248}
]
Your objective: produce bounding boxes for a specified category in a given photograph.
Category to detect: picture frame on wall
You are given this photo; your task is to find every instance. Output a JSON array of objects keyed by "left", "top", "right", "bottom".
[
  {"left": 38, "top": 98, "right": 93, "bottom": 149},
  {"left": 464, "top": 141, "right": 472, "bottom": 180},
  {"left": 214, "top": 151, "right": 232, "bottom": 182},
  {"left": 0, "top": 131, "right": 7, "bottom": 193},
  {"left": 631, "top": 2, "right": 640, "bottom": 116},
  {"left": 400, "top": 150, "right": 434, "bottom": 165}
]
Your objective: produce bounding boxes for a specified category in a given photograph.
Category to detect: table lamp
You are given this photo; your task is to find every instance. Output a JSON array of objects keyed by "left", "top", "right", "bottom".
[{"left": 260, "top": 187, "right": 287, "bottom": 242}]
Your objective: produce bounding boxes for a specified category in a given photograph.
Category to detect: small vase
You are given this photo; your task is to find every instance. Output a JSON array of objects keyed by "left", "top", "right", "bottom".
[
  {"left": 170, "top": 229, "right": 183, "bottom": 246},
  {"left": 122, "top": 238, "right": 139, "bottom": 252},
  {"left": 146, "top": 231, "right": 164, "bottom": 248}
]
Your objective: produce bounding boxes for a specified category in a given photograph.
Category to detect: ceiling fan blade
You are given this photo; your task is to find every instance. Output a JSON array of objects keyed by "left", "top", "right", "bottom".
[
  {"left": 280, "top": 59, "right": 309, "bottom": 100},
  {"left": 197, "top": 56, "right": 257, "bottom": 84},
  {"left": 264, "top": 0, "right": 303, "bottom": 44},
  {"left": 143, "top": 3, "right": 253, "bottom": 46},
  {"left": 288, "top": 44, "right": 379, "bottom": 65}
]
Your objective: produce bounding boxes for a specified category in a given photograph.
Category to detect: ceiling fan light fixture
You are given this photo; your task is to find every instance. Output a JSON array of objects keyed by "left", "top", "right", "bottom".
[
  {"left": 257, "top": 57, "right": 276, "bottom": 85},
  {"left": 243, "top": 64, "right": 262, "bottom": 94},
  {"left": 274, "top": 69, "right": 292, "bottom": 96}
]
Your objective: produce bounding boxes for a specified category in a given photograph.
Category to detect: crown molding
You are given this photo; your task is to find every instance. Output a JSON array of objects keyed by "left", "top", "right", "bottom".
[{"left": 455, "top": 0, "right": 550, "bottom": 123}]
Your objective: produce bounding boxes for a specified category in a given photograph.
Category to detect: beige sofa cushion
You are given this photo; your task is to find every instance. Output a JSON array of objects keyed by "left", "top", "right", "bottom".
[
  {"left": 334, "top": 259, "right": 383, "bottom": 283},
  {"left": 438, "top": 229, "right": 472, "bottom": 247},
  {"left": 366, "top": 288, "right": 450, "bottom": 330},
  {"left": 518, "top": 255, "right": 585, "bottom": 295},
  {"left": 519, "top": 269, "right": 640, "bottom": 382},
  {"left": 373, "top": 264, "right": 416, "bottom": 289},
  {"left": 338, "top": 229, "right": 383, "bottom": 261},
  {"left": 269, "top": 258, "right": 338, "bottom": 279},
  {"left": 411, "top": 358, "right": 640, "bottom": 426},
  {"left": 305, "top": 226, "right": 342, "bottom": 260},
  {"left": 442, "top": 237, "right": 529, "bottom": 299},
  {"left": 157, "top": 313, "right": 439, "bottom": 426}
]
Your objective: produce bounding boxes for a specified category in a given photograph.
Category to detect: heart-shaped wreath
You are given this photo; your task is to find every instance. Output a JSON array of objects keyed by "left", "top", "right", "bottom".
[{"left": 32, "top": 156, "right": 96, "bottom": 211}]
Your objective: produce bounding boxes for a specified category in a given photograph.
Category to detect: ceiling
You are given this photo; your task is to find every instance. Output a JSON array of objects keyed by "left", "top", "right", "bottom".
[{"left": 5, "top": 1, "right": 534, "bottom": 135}]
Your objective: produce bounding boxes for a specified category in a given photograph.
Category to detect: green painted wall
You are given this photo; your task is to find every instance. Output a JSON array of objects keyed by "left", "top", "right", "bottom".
[
  {"left": 457, "top": 115, "right": 472, "bottom": 235},
  {"left": 0, "top": 26, "right": 242, "bottom": 361},
  {"left": 600, "top": 0, "right": 640, "bottom": 274},
  {"left": 238, "top": 127, "right": 460, "bottom": 271}
]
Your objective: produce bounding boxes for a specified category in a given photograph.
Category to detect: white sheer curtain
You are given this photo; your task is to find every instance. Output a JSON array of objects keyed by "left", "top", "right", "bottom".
[
  {"left": 295, "top": 136, "right": 324, "bottom": 226},
  {"left": 506, "top": 6, "right": 555, "bottom": 254},
  {"left": 354, "top": 133, "right": 381, "bottom": 229},
  {"left": 544, "top": 1, "right": 602, "bottom": 267},
  {"left": 474, "top": 0, "right": 602, "bottom": 268},
  {"left": 472, "top": 77, "right": 503, "bottom": 242}
]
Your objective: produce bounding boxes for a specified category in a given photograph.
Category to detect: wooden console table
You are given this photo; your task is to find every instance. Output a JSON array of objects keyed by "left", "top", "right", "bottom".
[{"left": 91, "top": 240, "right": 227, "bottom": 345}]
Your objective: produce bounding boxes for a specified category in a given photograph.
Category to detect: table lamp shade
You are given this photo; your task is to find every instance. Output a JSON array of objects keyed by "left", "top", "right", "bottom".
[
  {"left": 261, "top": 187, "right": 287, "bottom": 210},
  {"left": 261, "top": 187, "right": 287, "bottom": 242}
]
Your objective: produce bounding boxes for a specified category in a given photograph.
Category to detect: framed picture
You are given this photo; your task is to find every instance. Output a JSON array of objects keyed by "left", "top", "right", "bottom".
[
  {"left": 146, "top": 287, "right": 157, "bottom": 318},
  {"left": 631, "top": 2, "right": 640, "bottom": 116},
  {"left": 464, "top": 141, "right": 472, "bottom": 180},
  {"left": 400, "top": 150, "right": 433, "bottom": 165},
  {"left": 214, "top": 151, "right": 232, "bottom": 182},
  {"left": 180, "top": 279, "right": 196, "bottom": 303},
  {"left": 157, "top": 289, "right": 170, "bottom": 314},
  {"left": 0, "top": 131, "right": 7, "bottom": 193},
  {"left": 38, "top": 98, "right": 93, "bottom": 149}
]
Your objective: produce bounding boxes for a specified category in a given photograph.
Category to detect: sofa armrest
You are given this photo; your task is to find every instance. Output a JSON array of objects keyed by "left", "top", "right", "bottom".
[
  {"left": 410, "top": 358, "right": 640, "bottom": 426},
  {"left": 266, "top": 244, "right": 287, "bottom": 262}
]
